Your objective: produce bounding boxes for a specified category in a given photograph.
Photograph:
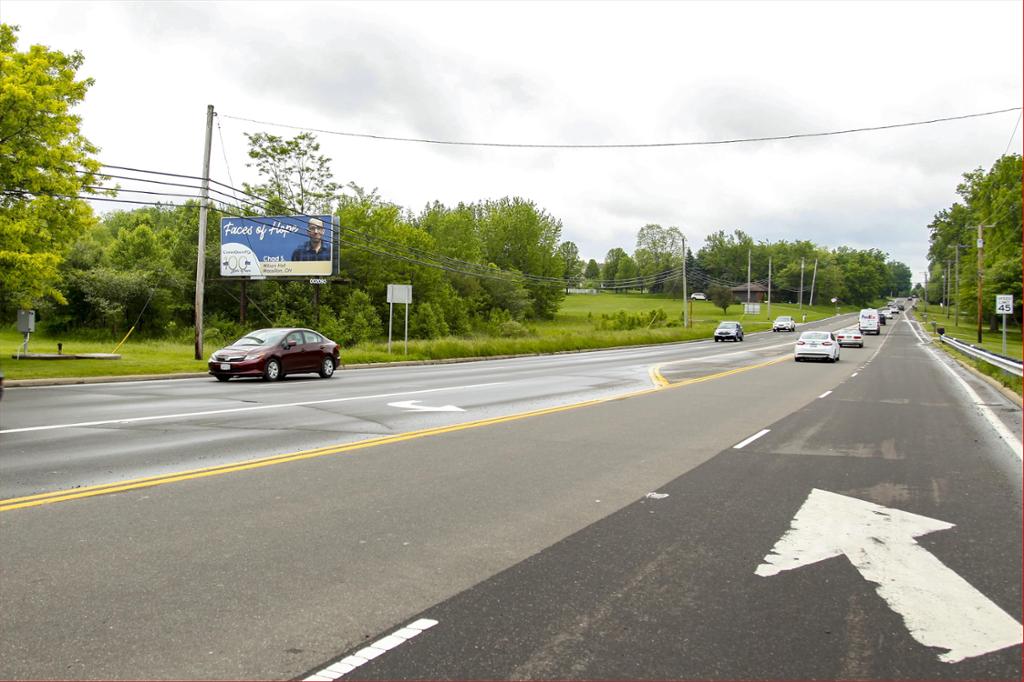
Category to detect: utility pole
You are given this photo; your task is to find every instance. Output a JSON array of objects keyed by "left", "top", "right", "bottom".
[
  {"left": 798, "top": 257, "right": 805, "bottom": 310},
  {"left": 975, "top": 224, "right": 988, "bottom": 344},
  {"left": 954, "top": 244, "right": 966, "bottom": 328},
  {"left": 682, "top": 236, "right": 689, "bottom": 328},
  {"left": 746, "top": 248, "right": 752, "bottom": 304},
  {"left": 923, "top": 270, "right": 929, "bottom": 306},
  {"left": 945, "top": 259, "right": 952, "bottom": 318},
  {"left": 194, "top": 104, "right": 214, "bottom": 361},
  {"left": 767, "top": 256, "right": 772, "bottom": 321},
  {"left": 808, "top": 258, "right": 818, "bottom": 307}
]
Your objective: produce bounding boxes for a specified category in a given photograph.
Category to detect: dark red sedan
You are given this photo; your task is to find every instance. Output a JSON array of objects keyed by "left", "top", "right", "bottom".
[{"left": 208, "top": 328, "right": 341, "bottom": 382}]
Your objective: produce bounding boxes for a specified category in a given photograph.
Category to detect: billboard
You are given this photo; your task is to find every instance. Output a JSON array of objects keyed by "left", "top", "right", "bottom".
[{"left": 220, "top": 215, "right": 335, "bottom": 277}]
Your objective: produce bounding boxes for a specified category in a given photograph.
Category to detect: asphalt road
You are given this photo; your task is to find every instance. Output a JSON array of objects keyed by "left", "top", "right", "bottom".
[
  {"left": 1, "top": 313, "right": 852, "bottom": 500},
  {"left": 0, "top": 309, "right": 1020, "bottom": 680}
]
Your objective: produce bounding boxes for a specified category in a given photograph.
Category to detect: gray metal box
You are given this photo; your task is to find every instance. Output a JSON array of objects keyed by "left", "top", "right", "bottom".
[{"left": 17, "top": 309, "right": 35, "bottom": 333}]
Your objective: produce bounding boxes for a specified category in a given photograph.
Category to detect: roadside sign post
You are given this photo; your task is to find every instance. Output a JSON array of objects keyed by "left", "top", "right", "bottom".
[
  {"left": 387, "top": 284, "right": 412, "bottom": 354},
  {"left": 995, "top": 295, "right": 1013, "bottom": 355}
]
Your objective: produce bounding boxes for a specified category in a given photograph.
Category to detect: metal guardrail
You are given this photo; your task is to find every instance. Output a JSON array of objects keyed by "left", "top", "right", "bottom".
[{"left": 939, "top": 335, "right": 1024, "bottom": 377}]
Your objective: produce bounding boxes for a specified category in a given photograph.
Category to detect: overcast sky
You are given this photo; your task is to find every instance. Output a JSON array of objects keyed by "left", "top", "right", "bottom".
[{"left": 6, "top": 0, "right": 1022, "bottom": 284}]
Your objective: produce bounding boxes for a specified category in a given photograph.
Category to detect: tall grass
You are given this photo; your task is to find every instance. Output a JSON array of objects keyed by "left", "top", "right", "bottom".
[{"left": 1, "top": 294, "right": 855, "bottom": 380}]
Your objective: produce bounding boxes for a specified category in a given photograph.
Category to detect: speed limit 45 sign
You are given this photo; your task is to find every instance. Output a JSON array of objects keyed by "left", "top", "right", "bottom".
[{"left": 995, "top": 295, "right": 1013, "bottom": 314}]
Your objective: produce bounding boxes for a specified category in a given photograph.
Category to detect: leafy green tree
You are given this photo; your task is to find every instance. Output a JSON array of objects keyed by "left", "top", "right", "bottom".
[
  {"left": 635, "top": 224, "right": 684, "bottom": 293},
  {"left": 410, "top": 301, "right": 449, "bottom": 339},
  {"left": 243, "top": 132, "right": 340, "bottom": 214},
  {"left": 557, "top": 241, "right": 583, "bottom": 287},
  {"left": 477, "top": 197, "right": 565, "bottom": 319},
  {"left": 602, "top": 247, "right": 628, "bottom": 284},
  {"left": 583, "top": 258, "right": 601, "bottom": 281},
  {"left": 708, "top": 284, "right": 735, "bottom": 315},
  {"left": 0, "top": 24, "right": 103, "bottom": 312}
]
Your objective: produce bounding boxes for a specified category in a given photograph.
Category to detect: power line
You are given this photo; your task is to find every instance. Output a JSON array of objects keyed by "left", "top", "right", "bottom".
[
  {"left": 1003, "top": 111, "right": 1022, "bottom": 157},
  {"left": 220, "top": 107, "right": 1022, "bottom": 150}
]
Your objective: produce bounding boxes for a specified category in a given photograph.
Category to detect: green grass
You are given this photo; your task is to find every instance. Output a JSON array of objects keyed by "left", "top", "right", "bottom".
[
  {"left": 915, "top": 303, "right": 1022, "bottom": 360},
  {"left": 0, "top": 294, "right": 859, "bottom": 381}
]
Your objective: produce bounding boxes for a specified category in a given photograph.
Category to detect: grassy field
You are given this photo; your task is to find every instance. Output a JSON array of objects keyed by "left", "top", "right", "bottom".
[
  {"left": 1, "top": 294, "right": 858, "bottom": 381},
  {"left": 915, "top": 303, "right": 1022, "bottom": 360}
]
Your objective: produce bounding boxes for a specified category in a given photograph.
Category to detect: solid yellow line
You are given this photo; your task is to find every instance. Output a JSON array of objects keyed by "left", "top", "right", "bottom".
[{"left": 1, "top": 353, "right": 789, "bottom": 513}]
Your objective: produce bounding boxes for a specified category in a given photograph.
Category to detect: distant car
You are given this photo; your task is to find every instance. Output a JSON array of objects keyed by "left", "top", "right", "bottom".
[
  {"left": 835, "top": 328, "right": 864, "bottom": 348},
  {"left": 888, "top": 306, "right": 899, "bottom": 316},
  {"left": 878, "top": 308, "right": 889, "bottom": 324},
  {"left": 772, "top": 315, "right": 796, "bottom": 332},
  {"left": 690, "top": 292, "right": 707, "bottom": 300},
  {"left": 714, "top": 321, "right": 744, "bottom": 342},
  {"left": 898, "top": 303, "right": 905, "bottom": 311},
  {"left": 795, "top": 330, "right": 840, "bottom": 362},
  {"left": 208, "top": 327, "right": 341, "bottom": 382}
]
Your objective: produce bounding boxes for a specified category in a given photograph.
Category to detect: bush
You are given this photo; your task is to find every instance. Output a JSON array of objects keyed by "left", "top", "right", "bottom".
[{"left": 496, "top": 320, "right": 531, "bottom": 338}]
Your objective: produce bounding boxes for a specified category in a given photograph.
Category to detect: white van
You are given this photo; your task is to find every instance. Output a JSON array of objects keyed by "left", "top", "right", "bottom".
[{"left": 859, "top": 309, "right": 880, "bottom": 335}]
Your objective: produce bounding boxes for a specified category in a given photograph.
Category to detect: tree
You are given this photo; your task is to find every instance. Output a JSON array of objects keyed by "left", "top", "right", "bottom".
[
  {"left": 243, "top": 132, "right": 340, "bottom": 215},
  {"left": 0, "top": 24, "right": 102, "bottom": 313},
  {"left": 583, "top": 258, "right": 600, "bottom": 282},
  {"left": 557, "top": 241, "right": 583, "bottom": 288},
  {"left": 603, "top": 247, "right": 628, "bottom": 285},
  {"left": 708, "top": 284, "right": 734, "bottom": 315}
]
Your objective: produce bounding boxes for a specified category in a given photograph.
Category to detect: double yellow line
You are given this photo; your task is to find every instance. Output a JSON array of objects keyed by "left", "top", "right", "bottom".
[{"left": 1, "top": 354, "right": 788, "bottom": 513}]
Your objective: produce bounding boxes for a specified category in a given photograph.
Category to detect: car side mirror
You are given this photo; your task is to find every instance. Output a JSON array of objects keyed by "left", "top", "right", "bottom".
[{"left": 284, "top": 340, "right": 295, "bottom": 349}]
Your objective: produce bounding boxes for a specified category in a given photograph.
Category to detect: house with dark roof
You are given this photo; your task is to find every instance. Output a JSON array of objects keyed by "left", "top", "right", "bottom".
[{"left": 730, "top": 283, "right": 770, "bottom": 303}]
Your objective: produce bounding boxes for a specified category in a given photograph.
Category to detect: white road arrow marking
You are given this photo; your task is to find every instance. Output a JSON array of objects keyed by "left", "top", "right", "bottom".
[
  {"left": 387, "top": 400, "right": 465, "bottom": 412},
  {"left": 756, "top": 488, "right": 1022, "bottom": 663}
]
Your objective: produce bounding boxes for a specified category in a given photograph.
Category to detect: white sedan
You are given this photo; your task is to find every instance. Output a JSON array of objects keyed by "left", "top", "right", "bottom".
[
  {"left": 835, "top": 328, "right": 864, "bottom": 348},
  {"left": 794, "top": 330, "right": 840, "bottom": 362}
]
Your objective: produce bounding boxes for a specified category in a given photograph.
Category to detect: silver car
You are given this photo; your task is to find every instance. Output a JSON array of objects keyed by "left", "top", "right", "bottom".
[{"left": 772, "top": 315, "right": 796, "bottom": 332}]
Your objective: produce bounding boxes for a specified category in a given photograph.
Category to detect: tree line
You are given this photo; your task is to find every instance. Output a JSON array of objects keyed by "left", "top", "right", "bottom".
[{"left": 923, "top": 154, "right": 1022, "bottom": 327}]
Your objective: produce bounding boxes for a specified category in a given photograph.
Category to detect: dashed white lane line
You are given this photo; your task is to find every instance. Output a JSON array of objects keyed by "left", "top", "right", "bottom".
[
  {"left": 818, "top": 390, "right": 833, "bottom": 399},
  {"left": 851, "top": 372, "right": 859, "bottom": 377},
  {"left": 733, "top": 428, "right": 770, "bottom": 449},
  {"left": 304, "top": 618, "right": 439, "bottom": 680}
]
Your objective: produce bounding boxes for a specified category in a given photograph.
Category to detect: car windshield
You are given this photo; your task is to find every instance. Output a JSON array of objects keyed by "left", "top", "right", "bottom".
[
  {"left": 800, "top": 331, "right": 830, "bottom": 340},
  {"left": 717, "top": 323, "right": 738, "bottom": 329},
  {"left": 232, "top": 330, "right": 287, "bottom": 346},
  {"left": 775, "top": 317, "right": 792, "bottom": 322}
]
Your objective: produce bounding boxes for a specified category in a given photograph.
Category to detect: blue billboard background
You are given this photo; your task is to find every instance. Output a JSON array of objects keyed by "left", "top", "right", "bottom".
[{"left": 219, "top": 215, "right": 335, "bottom": 277}]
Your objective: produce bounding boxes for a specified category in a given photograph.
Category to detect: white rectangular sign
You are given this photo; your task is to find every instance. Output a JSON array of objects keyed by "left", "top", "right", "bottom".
[
  {"left": 995, "top": 294, "right": 1013, "bottom": 315},
  {"left": 744, "top": 303, "right": 761, "bottom": 315},
  {"left": 387, "top": 284, "right": 412, "bottom": 304}
]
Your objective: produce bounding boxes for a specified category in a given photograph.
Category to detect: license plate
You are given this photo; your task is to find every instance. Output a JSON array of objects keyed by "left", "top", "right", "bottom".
[
  {"left": 809, "top": 343, "right": 819, "bottom": 347},
  {"left": 220, "top": 363, "right": 231, "bottom": 370}
]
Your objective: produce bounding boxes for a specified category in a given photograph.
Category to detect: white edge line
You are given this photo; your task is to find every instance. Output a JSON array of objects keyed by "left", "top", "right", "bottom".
[
  {"left": 818, "top": 390, "right": 832, "bottom": 399},
  {"left": 733, "top": 428, "right": 771, "bottom": 449},
  {"left": 309, "top": 619, "right": 439, "bottom": 680},
  {"left": 0, "top": 385, "right": 503, "bottom": 435},
  {"left": 927, "top": 346, "right": 1023, "bottom": 461},
  {"left": 851, "top": 372, "right": 858, "bottom": 377}
]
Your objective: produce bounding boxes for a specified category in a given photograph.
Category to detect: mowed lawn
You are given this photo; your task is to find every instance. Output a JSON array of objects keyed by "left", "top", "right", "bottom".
[{"left": 1, "top": 293, "right": 858, "bottom": 380}]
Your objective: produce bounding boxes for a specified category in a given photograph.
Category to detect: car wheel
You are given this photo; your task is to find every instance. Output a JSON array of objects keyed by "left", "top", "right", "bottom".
[
  {"left": 215, "top": 375, "right": 230, "bottom": 382},
  {"left": 319, "top": 356, "right": 335, "bottom": 378},
  {"left": 263, "top": 358, "right": 282, "bottom": 381},
  {"left": 714, "top": 338, "right": 719, "bottom": 342}
]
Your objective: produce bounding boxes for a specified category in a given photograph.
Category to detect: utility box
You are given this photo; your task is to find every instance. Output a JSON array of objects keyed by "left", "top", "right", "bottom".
[{"left": 17, "top": 310, "right": 35, "bottom": 333}]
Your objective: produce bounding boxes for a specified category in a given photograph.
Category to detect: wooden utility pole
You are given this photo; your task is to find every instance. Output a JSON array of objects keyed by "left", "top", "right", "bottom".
[
  {"left": 976, "top": 224, "right": 984, "bottom": 343},
  {"left": 798, "top": 258, "right": 805, "bottom": 310},
  {"left": 194, "top": 104, "right": 214, "bottom": 360},
  {"left": 808, "top": 258, "right": 818, "bottom": 307},
  {"left": 682, "top": 236, "right": 689, "bottom": 328},
  {"left": 746, "top": 248, "right": 752, "bottom": 304},
  {"left": 767, "top": 256, "right": 772, "bottom": 320}
]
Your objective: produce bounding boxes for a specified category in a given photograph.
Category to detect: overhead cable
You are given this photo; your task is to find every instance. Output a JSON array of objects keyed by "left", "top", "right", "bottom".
[{"left": 220, "top": 107, "right": 1022, "bottom": 150}]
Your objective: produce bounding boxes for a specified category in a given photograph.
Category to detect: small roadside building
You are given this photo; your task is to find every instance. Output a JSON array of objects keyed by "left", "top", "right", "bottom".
[{"left": 730, "top": 283, "right": 769, "bottom": 303}]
